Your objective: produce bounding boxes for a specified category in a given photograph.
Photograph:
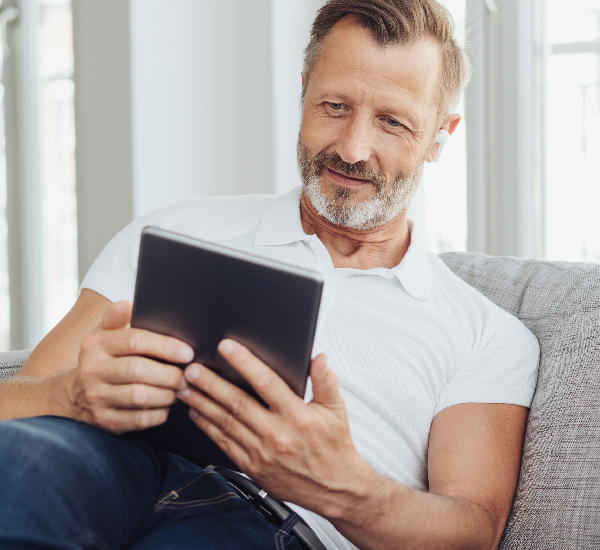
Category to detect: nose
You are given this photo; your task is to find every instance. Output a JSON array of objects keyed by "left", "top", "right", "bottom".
[{"left": 335, "top": 114, "right": 374, "bottom": 165}]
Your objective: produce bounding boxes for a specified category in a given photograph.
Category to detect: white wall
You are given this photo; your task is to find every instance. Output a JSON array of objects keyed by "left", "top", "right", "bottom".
[
  {"left": 271, "top": 0, "right": 323, "bottom": 194},
  {"left": 130, "top": 0, "right": 276, "bottom": 218},
  {"left": 74, "top": 0, "right": 323, "bottom": 278}
]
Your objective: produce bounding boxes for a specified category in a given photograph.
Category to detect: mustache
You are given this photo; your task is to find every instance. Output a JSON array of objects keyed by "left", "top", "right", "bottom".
[{"left": 311, "top": 151, "right": 386, "bottom": 188}]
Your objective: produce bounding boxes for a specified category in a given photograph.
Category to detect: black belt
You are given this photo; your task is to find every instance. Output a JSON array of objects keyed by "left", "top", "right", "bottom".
[{"left": 207, "top": 466, "right": 327, "bottom": 550}]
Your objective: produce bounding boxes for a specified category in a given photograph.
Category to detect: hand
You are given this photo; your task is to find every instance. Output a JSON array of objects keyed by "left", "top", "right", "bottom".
[
  {"left": 66, "top": 301, "right": 195, "bottom": 434},
  {"left": 178, "top": 339, "right": 380, "bottom": 519}
]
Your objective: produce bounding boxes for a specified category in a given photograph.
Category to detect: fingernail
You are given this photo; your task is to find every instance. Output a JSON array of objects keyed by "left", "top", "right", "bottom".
[
  {"left": 177, "top": 388, "right": 190, "bottom": 399},
  {"left": 189, "top": 408, "right": 199, "bottom": 420},
  {"left": 180, "top": 377, "right": 189, "bottom": 391},
  {"left": 185, "top": 364, "right": 200, "bottom": 381},
  {"left": 218, "top": 339, "right": 234, "bottom": 355},
  {"left": 178, "top": 346, "right": 195, "bottom": 363}
]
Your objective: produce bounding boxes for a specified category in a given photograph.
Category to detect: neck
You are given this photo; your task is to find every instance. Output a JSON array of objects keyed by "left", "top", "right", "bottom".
[{"left": 299, "top": 190, "right": 411, "bottom": 270}]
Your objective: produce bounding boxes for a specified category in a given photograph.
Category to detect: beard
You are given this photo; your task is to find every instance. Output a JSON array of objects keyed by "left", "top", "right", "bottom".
[{"left": 297, "top": 136, "right": 424, "bottom": 231}]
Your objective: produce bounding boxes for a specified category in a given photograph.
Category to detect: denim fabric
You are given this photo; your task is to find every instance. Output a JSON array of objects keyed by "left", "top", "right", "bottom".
[{"left": 0, "top": 416, "right": 304, "bottom": 550}]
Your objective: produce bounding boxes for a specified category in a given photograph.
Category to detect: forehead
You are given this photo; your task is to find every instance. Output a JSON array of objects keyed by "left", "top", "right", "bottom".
[{"left": 308, "top": 17, "right": 443, "bottom": 125}]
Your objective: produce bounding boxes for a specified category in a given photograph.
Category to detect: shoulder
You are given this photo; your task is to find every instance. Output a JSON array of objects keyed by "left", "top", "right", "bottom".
[
  {"left": 81, "top": 193, "right": 279, "bottom": 302},
  {"left": 108, "top": 193, "right": 279, "bottom": 251},
  {"left": 428, "top": 250, "right": 539, "bottom": 351},
  {"left": 135, "top": 193, "right": 277, "bottom": 238}
]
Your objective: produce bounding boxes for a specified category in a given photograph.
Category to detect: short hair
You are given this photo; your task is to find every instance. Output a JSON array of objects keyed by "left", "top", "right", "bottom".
[{"left": 302, "top": 0, "right": 471, "bottom": 122}]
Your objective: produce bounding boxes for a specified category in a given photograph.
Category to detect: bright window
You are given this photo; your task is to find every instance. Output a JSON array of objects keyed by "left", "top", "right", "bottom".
[
  {"left": 40, "top": 0, "right": 78, "bottom": 332},
  {"left": 544, "top": 0, "right": 600, "bottom": 261},
  {"left": 411, "top": 0, "right": 468, "bottom": 253}
]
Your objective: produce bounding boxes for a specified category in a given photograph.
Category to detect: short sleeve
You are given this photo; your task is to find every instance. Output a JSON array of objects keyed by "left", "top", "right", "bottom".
[
  {"left": 434, "top": 302, "right": 540, "bottom": 416},
  {"left": 80, "top": 210, "right": 166, "bottom": 303}
]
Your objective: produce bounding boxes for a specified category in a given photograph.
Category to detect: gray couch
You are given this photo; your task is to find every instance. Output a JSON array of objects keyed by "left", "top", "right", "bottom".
[{"left": 1, "top": 251, "right": 599, "bottom": 548}]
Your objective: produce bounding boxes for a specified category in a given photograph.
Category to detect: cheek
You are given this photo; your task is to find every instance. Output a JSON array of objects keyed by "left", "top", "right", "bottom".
[
  {"left": 377, "top": 135, "right": 426, "bottom": 179},
  {"left": 301, "top": 111, "right": 343, "bottom": 149}
]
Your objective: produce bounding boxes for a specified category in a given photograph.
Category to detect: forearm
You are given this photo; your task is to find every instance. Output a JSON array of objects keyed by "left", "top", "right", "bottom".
[
  {"left": 327, "top": 473, "right": 498, "bottom": 550},
  {"left": 0, "top": 370, "right": 75, "bottom": 420}
]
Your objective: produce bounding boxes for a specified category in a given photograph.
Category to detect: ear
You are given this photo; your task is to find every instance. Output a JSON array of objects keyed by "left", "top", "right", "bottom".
[
  {"left": 426, "top": 114, "right": 462, "bottom": 163},
  {"left": 302, "top": 73, "right": 305, "bottom": 89}
]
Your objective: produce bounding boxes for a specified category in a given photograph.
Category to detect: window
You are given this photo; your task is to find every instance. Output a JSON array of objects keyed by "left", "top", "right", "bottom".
[
  {"left": 40, "top": 0, "right": 78, "bottom": 331},
  {"left": 544, "top": 0, "right": 600, "bottom": 261},
  {"left": 410, "top": 0, "right": 468, "bottom": 253},
  {"left": 0, "top": 0, "right": 77, "bottom": 350}
]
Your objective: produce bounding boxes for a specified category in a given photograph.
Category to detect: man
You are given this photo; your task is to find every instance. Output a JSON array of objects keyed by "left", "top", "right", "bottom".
[{"left": 0, "top": 1, "right": 539, "bottom": 549}]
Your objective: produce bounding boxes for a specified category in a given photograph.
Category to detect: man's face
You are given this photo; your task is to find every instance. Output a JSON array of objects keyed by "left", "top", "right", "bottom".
[{"left": 298, "top": 17, "right": 444, "bottom": 230}]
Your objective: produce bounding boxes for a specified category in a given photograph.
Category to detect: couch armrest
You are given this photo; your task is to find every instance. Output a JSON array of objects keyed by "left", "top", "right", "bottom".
[{"left": 0, "top": 350, "right": 32, "bottom": 382}]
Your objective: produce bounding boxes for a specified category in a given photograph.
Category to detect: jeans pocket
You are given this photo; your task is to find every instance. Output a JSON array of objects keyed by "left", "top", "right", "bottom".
[{"left": 154, "top": 470, "right": 240, "bottom": 513}]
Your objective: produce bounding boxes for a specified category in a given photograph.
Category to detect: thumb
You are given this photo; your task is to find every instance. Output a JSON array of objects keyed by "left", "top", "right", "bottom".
[
  {"left": 310, "top": 354, "right": 343, "bottom": 409},
  {"left": 102, "top": 301, "right": 133, "bottom": 330}
]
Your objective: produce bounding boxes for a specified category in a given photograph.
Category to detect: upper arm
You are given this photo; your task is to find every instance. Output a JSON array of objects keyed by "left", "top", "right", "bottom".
[
  {"left": 18, "top": 289, "right": 113, "bottom": 378},
  {"left": 427, "top": 402, "right": 528, "bottom": 545}
]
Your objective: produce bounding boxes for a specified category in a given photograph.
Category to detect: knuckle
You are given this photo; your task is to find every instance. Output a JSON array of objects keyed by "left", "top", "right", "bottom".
[
  {"left": 229, "top": 393, "right": 249, "bottom": 418},
  {"left": 290, "top": 409, "right": 312, "bottom": 432},
  {"left": 271, "top": 433, "right": 293, "bottom": 455},
  {"left": 125, "top": 332, "right": 142, "bottom": 354},
  {"left": 254, "top": 373, "right": 275, "bottom": 393},
  {"left": 126, "top": 357, "right": 144, "bottom": 381},
  {"left": 80, "top": 333, "right": 100, "bottom": 354},
  {"left": 256, "top": 446, "right": 275, "bottom": 468},
  {"left": 132, "top": 410, "right": 152, "bottom": 430},
  {"left": 130, "top": 385, "right": 148, "bottom": 407},
  {"left": 91, "top": 407, "right": 111, "bottom": 428},
  {"left": 215, "top": 435, "right": 231, "bottom": 454},
  {"left": 219, "top": 410, "right": 237, "bottom": 436},
  {"left": 83, "top": 386, "right": 102, "bottom": 406}
]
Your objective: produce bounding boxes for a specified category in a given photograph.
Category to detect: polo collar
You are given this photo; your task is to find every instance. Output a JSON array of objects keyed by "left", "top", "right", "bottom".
[
  {"left": 253, "top": 186, "right": 432, "bottom": 300},
  {"left": 254, "top": 186, "right": 308, "bottom": 246},
  {"left": 390, "top": 220, "right": 432, "bottom": 301}
]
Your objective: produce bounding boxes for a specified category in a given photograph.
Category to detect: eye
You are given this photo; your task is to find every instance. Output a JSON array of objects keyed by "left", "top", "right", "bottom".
[
  {"left": 328, "top": 102, "right": 343, "bottom": 111},
  {"left": 385, "top": 117, "right": 401, "bottom": 128}
]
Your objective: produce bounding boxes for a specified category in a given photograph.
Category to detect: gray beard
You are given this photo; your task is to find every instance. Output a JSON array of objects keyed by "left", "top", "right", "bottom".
[{"left": 297, "top": 140, "right": 423, "bottom": 231}]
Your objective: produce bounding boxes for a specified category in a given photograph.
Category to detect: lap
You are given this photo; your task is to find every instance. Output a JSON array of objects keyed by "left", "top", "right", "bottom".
[
  {"left": 133, "top": 462, "right": 303, "bottom": 550},
  {"left": 0, "top": 416, "right": 303, "bottom": 550},
  {"left": 0, "top": 416, "right": 161, "bottom": 548}
]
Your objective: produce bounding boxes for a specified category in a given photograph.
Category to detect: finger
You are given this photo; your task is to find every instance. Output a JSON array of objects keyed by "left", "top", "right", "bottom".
[
  {"left": 183, "top": 363, "right": 271, "bottom": 430},
  {"left": 95, "top": 383, "right": 177, "bottom": 410},
  {"left": 215, "top": 340, "right": 299, "bottom": 410},
  {"left": 89, "top": 407, "right": 170, "bottom": 434},
  {"left": 92, "top": 327, "right": 194, "bottom": 365},
  {"left": 188, "top": 407, "right": 252, "bottom": 470},
  {"left": 103, "top": 356, "right": 187, "bottom": 390},
  {"left": 182, "top": 387, "right": 262, "bottom": 447},
  {"left": 309, "top": 354, "right": 344, "bottom": 409},
  {"left": 102, "top": 301, "right": 133, "bottom": 330}
]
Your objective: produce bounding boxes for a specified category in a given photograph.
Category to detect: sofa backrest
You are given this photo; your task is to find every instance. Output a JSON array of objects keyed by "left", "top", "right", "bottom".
[{"left": 440, "top": 252, "right": 600, "bottom": 548}]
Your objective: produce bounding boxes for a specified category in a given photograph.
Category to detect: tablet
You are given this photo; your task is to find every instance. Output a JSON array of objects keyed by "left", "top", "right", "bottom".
[{"left": 127, "top": 226, "right": 324, "bottom": 469}]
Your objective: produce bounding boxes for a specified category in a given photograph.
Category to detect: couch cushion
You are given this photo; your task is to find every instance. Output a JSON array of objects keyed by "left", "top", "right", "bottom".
[{"left": 440, "top": 252, "right": 600, "bottom": 548}]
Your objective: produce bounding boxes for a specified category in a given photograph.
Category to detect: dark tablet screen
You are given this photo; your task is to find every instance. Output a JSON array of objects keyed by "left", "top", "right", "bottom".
[{"left": 127, "top": 226, "right": 323, "bottom": 469}]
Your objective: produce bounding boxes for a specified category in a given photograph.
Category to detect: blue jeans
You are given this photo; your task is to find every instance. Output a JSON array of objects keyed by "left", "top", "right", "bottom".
[{"left": 0, "top": 416, "right": 304, "bottom": 550}]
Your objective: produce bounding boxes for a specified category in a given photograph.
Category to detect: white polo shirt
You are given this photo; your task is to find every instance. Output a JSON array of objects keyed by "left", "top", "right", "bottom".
[{"left": 81, "top": 186, "right": 539, "bottom": 550}]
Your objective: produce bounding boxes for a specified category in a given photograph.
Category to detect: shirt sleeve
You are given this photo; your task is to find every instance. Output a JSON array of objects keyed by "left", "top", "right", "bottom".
[
  {"left": 80, "top": 211, "right": 161, "bottom": 303},
  {"left": 433, "top": 295, "right": 540, "bottom": 416}
]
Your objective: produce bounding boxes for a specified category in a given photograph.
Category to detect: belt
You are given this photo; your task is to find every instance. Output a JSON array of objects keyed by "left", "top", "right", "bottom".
[{"left": 207, "top": 466, "right": 327, "bottom": 550}]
